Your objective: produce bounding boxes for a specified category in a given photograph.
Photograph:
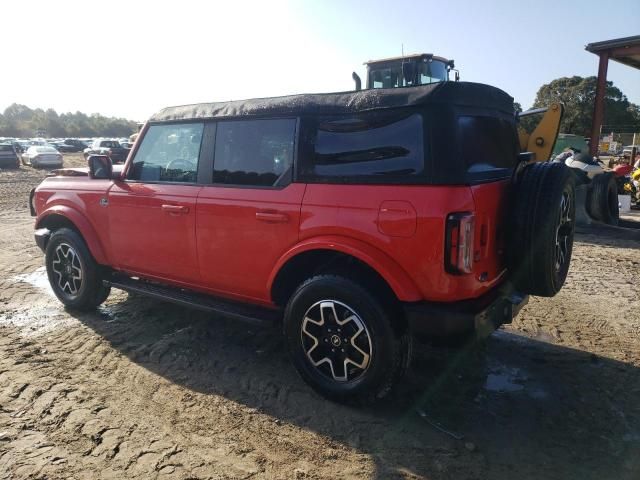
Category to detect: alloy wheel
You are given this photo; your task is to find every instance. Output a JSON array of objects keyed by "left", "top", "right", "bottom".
[
  {"left": 554, "top": 190, "right": 573, "bottom": 273},
  {"left": 300, "top": 300, "right": 372, "bottom": 382},
  {"left": 51, "top": 242, "right": 83, "bottom": 297}
]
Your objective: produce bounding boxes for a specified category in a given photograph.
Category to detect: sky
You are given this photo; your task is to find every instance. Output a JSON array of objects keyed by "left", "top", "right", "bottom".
[{"left": 1, "top": 0, "right": 639, "bottom": 122}]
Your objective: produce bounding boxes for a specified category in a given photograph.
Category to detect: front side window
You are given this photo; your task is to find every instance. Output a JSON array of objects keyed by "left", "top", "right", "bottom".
[
  {"left": 213, "top": 118, "right": 296, "bottom": 187},
  {"left": 308, "top": 112, "right": 424, "bottom": 180},
  {"left": 418, "top": 60, "right": 448, "bottom": 84},
  {"left": 129, "top": 122, "right": 203, "bottom": 183}
]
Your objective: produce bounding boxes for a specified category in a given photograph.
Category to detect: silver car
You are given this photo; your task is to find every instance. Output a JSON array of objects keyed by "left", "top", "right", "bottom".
[{"left": 22, "top": 146, "right": 63, "bottom": 168}]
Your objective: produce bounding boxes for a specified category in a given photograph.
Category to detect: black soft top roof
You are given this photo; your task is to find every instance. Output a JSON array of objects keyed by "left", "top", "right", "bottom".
[{"left": 150, "top": 81, "right": 514, "bottom": 123}]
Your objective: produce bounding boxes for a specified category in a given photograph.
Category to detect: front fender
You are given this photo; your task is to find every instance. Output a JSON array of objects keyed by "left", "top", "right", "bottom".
[
  {"left": 268, "top": 235, "right": 422, "bottom": 302},
  {"left": 36, "top": 205, "right": 108, "bottom": 265}
]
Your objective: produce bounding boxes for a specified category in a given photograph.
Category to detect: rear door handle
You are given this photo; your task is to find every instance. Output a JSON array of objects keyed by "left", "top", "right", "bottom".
[
  {"left": 162, "top": 204, "right": 189, "bottom": 214},
  {"left": 255, "top": 211, "right": 289, "bottom": 223}
]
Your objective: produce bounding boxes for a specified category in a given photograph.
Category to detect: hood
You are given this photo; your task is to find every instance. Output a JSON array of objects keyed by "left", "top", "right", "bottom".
[{"left": 48, "top": 164, "right": 125, "bottom": 177}]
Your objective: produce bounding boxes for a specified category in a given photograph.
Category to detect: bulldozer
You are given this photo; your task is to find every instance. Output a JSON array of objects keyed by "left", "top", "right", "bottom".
[{"left": 352, "top": 53, "right": 619, "bottom": 225}]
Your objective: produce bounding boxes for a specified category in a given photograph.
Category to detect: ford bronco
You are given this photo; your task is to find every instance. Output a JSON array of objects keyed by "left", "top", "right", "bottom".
[{"left": 30, "top": 81, "right": 575, "bottom": 403}]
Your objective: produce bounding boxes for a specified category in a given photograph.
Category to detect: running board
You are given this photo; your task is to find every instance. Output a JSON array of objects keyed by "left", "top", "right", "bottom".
[{"left": 105, "top": 275, "right": 281, "bottom": 326}]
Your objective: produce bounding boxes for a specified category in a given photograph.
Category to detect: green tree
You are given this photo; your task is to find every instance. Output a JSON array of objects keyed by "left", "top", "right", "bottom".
[
  {"left": 0, "top": 104, "right": 137, "bottom": 138},
  {"left": 530, "top": 76, "right": 640, "bottom": 137}
]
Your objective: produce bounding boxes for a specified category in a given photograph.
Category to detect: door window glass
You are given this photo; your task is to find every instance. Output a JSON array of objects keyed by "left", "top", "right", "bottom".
[
  {"left": 213, "top": 119, "right": 296, "bottom": 187},
  {"left": 129, "top": 123, "right": 203, "bottom": 182}
]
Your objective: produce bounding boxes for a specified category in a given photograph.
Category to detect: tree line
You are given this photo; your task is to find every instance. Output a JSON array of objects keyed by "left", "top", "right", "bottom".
[{"left": 0, "top": 104, "right": 137, "bottom": 138}]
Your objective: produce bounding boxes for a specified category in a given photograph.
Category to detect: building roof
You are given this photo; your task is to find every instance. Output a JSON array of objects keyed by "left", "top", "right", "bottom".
[
  {"left": 150, "top": 82, "right": 513, "bottom": 123},
  {"left": 585, "top": 35, "right": 640, "bottom": 70}
]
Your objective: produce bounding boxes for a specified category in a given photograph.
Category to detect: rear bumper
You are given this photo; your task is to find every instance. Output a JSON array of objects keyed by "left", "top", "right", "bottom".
[
  {"left": 0, "top": 157, "right": 19, "bottom": 167},
  {"left": 404, "top": 284, "right": 528, "bottom": 339}
]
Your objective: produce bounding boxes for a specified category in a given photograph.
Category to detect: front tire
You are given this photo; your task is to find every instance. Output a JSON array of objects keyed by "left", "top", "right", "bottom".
[
  {"left": 45, "top": 228, "right": 110, "bottom": 311},
  {"left": 284, "top": 275, "right": 411, "bottom": 404}
]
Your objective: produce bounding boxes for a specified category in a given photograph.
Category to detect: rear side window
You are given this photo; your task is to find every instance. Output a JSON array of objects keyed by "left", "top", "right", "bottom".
[
  {"left": 129, "top": 122, "right": 203, "bottom": 183},
  {"left": 308, "top": 112, "right": 424, "bottom": 181},
  {"left": 458, "top": 116, "right": 518, "bottom": 178},
  {"left": 213, "top": 118, "right": 296, "bottom": 187}
]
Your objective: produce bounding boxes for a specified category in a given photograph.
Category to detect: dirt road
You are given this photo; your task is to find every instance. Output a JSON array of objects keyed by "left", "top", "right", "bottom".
[{"left": 0, "top": 157, "right": 639, "bottom": 479}]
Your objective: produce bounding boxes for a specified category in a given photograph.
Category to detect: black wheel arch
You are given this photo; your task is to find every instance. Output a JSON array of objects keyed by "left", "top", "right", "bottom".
[{"left": 271, "top": 249, "right": 405, "bottom": 330}]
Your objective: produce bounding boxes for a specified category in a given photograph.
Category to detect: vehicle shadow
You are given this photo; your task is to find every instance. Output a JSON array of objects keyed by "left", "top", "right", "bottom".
[
  {"left": 575, "top": 221, "right": 640, "bottom": 246},
  {"left": 70, "top": 294, "right": 640, "bottom": 480}
]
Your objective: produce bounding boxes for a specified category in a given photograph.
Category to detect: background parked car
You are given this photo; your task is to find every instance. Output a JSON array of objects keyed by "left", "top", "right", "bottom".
[
  {"left": 83, "top": 138, "right": 129, "bottom": 163},
  {"left": 50, "top": 141, "right": 80, "bottom": 153},
  {"left": 63, "top": 139, "right": 89, "bottom": 151},
  {"left": 0, "top": 143, "right": 20, "bottom": 169},
  {"left": 22, "top": 146, "right": 63, "bottom": 168}
]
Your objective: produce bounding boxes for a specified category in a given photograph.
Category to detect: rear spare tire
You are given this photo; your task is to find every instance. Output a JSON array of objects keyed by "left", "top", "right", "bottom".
[
  {"left": 509, "top": 162, "right": 575, "bottom": 297},
  {"left": 588, "top": 173, "right": 619, "bottom": 225}
]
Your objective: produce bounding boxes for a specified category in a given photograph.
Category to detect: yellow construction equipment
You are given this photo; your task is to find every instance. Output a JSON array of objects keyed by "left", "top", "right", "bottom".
[{"left": 517, "top": 103, "right": 564, "bottom": 161}]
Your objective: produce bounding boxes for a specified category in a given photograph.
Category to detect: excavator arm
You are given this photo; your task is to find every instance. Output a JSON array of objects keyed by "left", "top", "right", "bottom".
[{"left": 517, "top": 102, "right": 564, "bottom": 162}]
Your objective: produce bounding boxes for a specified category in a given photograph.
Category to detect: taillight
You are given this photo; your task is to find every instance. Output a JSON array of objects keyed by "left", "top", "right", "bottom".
[{"left": 445, "top": 212, "right": 475, "bottom": 274}]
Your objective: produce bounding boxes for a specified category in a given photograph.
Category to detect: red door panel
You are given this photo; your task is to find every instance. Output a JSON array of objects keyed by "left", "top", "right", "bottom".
[
  {"left": 108, "top": 181, "right": 202, "bottom": 284},
  {"left": 196, "top": 184, "right": 306, "bottom": 303}
]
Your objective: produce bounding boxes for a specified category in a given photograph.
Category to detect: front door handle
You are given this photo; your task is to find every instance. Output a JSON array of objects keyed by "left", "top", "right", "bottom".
[
  {"left": 255, "top": 211, "right": 289, "bottom": 223},
  {"left": 162, "top": 204, "right": 189, "bottom": 214}
]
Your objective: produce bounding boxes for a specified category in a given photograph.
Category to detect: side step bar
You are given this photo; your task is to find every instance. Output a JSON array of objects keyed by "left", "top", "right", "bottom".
[{"left": 105, "top": 275, "right": 282, "bottom": 327}]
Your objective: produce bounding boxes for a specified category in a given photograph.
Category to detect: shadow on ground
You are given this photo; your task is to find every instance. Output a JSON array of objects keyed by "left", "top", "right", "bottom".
[{"left": 67, "top": 294, "right": 640, "bottom": 480}]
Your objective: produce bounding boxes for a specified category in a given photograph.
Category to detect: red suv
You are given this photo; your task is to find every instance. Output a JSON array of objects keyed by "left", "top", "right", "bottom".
[{"left": 31, "top": 82, "right": 575, "bottom": 403}]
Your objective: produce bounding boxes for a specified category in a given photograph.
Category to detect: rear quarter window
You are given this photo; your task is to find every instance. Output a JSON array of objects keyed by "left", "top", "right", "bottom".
[
  {"left": 458, "top": 116, "right": 518, "bottom": 180},
  {"left": 303, "top": 111, "right": 424, "bottom": 183}
]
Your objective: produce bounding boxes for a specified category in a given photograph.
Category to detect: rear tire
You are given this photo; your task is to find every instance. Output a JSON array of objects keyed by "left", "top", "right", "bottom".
[
  {"left": 45, "top": 228, "right": 111, "bottom": 311},
  {"left": 284, "top": 275, "right": 411, "bottom": 404},
  {"left": 588, "top": 173, "right": 619, "bottom": 225},
  {"left": 509, "top": 162, "right": 576, "bottom": 297}
]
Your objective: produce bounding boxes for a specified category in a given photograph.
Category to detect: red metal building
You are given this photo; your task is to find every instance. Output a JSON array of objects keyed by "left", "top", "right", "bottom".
[{"left": 585, "top": 35, "right": 640, "bottom": 156}]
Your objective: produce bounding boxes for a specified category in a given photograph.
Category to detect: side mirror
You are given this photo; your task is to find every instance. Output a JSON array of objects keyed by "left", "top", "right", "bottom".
[{"left": 88, "top": 155, "right": 113, "bottom": 179}]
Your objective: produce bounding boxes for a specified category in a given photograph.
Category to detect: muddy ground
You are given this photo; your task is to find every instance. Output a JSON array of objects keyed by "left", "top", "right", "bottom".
[{"left": 0, "top": 155, "right": 639, "bottom": 480}]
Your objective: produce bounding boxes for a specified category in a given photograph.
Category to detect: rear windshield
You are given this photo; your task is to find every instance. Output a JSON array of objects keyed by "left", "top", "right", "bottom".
[
  {"left": 306, "top": 112, "right": 424, "bottom": 182},
  {"left": 100, "top": 141, "right": 120, "bottom": 148},
  {"left": 36, "top": 146, "right": 58, "bottom": 153},
  {"left": 458, "top": 115, "right": 518, "bottom": 180}
]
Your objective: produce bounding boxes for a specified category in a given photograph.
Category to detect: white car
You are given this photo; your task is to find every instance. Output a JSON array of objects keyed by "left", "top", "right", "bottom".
[{"left": 22, "top": 146, "right": 63, "bottom": 168}]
